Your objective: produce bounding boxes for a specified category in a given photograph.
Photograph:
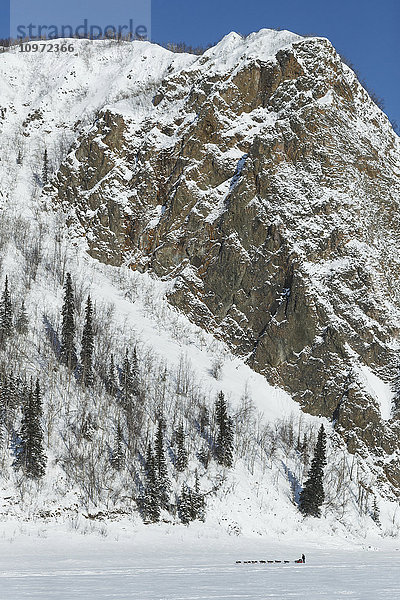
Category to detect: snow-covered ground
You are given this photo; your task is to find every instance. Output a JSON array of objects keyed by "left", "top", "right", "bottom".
[{"left": 0, "top": 523, "right": 399, "bottom": 600}]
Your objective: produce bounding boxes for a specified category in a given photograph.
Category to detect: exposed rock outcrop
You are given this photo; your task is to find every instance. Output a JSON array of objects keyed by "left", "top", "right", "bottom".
[{"left": 51, "top": 31, "right": 400, "bottom": 486}]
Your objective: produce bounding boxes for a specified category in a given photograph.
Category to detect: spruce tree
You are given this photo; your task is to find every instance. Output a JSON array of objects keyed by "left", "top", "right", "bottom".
[
  {"left": 80, "top": 295, "right": 94, "bottom": 386},
  {"left": 0, "top": 276, "right": 12, "bottom": 341},
  {"left": 15, "top": 300, "right": 29, "bottom": 334},
  {"left": 371, "top": 497, "right": 380, "bottom": 525},
  {"left": 199, "top": 405, "right": 210, "bottom": 434},
  {"left": 192, "top": 469, "right": 206, "bottom": 521},
  {"left": 1, "top": 372, "right": 18, "bottom": 437},
  {"left": 120, "top": 349, "right": 137, "bottom": 409},
  {"left": 175, "top": 422, "right": 188, "bottom": 472},
  {"left": 154, "top": 418, "right": 171, "bottom": 509},
  {"left": 81, "top": 412, "right": 96, "bottom": 441},
  {"left": 198, "top": 443, "right": 211, "bottom": 469},
  {"left": 178, "top": 483, "right": 192, "bottom": 524},
  {"left": 131, "top": 347, "right": 140, "bottom": 397},
  {"left": 0, "top": 376, "right": 8, "bottom": 434},
  {"left": 42, "top": 148, "right": 48, "bottom": 185},
  {"left": 111, "top": 420, "right": 124, "bottom": 470},
  {"left": 16, "top": 150, "right": 23, "bottom": 165},
  {"left": 60, "top": 273, "right": 77, "bottom": 370},
  {"left": 106, "top": 354, "right": 119, "bottom": 397},
  {"left": 178, "top": 473, "right": 205, "bottom": 524},
  {"left": 143, "top": 443, "right": 160, "bottom": 522},
  {"left": 15, "top": 379, "right": 46, "bottom": 479},
  {"left": 300, "top": 433, "right": 309, "bottom": 466},
  {"left": 33, "top": 378, "right": 43, "bottom": 418},
  {"left": 215, "top": 392, "right": 234, "bottom": 468},
  {"left": 299, "top": 424, "right": 327, "bottom": 517}
]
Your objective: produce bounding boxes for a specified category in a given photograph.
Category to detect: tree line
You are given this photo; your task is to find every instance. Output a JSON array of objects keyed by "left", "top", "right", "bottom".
[
  {"left": 0, "top": 270, "right": 348, "bottom": 525},
  {"left": 0, "top": 273, "right": 241, "bottom": 524}
]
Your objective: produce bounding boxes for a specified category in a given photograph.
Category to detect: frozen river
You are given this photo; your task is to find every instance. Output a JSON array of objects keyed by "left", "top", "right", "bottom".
[{"left": 0, "top": 525, "right": 399, "bottom": 599}]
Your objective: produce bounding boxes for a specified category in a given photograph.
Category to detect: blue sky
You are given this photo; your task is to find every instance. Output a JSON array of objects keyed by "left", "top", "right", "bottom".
[
  {"left": 0, "top": 0, "right": 398, "bottom": 127},
  {"left": 152, "top": 0, "right": 400, "bottom": 128}
]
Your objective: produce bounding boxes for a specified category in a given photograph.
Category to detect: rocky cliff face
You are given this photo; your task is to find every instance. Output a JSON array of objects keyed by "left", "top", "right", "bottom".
[{"left": 44, "top": 31, "right": 400, "bottom": 487}]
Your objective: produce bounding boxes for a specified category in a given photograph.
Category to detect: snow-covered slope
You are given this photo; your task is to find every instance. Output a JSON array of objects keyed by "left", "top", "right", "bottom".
[
  {"left": 46, "top": 32, "right": 400, "bottom": 486},
  {"left": 0, "top": 205, "right": 396, "bottom": 540},
  {"left": 0, "top": 30, "right": 399, "bottom": 541}
]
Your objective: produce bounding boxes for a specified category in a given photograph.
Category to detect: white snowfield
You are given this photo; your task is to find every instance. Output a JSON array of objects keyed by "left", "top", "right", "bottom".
[
  {"left": 0, "top": 28, "right": 400, "bottom": 600},
  {"left": 0, "top": 525, "right": 399, "bottom": 600}
]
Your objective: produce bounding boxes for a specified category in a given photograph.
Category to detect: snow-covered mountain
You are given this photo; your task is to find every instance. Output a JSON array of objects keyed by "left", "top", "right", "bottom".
[{"left": 0, "top": 30, "right": 399, "bottom": 539}]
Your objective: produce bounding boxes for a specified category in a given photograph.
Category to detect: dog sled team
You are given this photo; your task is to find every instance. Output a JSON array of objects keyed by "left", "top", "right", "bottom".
[{"left": 236, "top": 553, "right": 306, "bottom": 565}]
